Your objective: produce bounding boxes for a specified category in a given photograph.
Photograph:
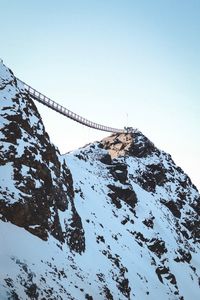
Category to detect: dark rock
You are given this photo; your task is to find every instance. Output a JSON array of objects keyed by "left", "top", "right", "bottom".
[
  {"left": 143, "top": 216, "right": 155, "bottom": 229},
  {"left": 174, "top": 249, "right": 192, "bottom": 263},
  {"left": 130, "top": 231, "right": 148, "bottom": 247},
  {"left": 107, "top": 184, "right": 137, "bottom": 210},
  {"left": 161, "top": 199, "right": 181, "bottom": 218},
  {"left": 66, "top": 209, "right": 85, "bottom": 253},
  {"left": 0, "top": 69, "right": 85, "bottom": 252},
  {"left": 155, "top": 266, "right": 177, "bottom": 286},
  {"left": 100, "top": 153, "right": 112, "bottom": 165},
  {"left": 128, "top": 131, "right": 156, "bottom": 158},
  {"left": 85, "top": 294, "right": 93, "bottom": 300},
  {"left": 103, "top": 286, "right": 114, "bottom": 300},
  {"left": 191, "top": 196, "right": 200, "bottom": 215},
  {"left": 134, "top": 163, "right": 167, "bottom": 193},
  {"left": 181, "top": 219, "right": 200, "bottom": 242},
  {"left": 109, "top": 163, "right": 128, "bottom": 184},
  {"left": 147, "top": 238, "right": 168, "bottom": 258}
]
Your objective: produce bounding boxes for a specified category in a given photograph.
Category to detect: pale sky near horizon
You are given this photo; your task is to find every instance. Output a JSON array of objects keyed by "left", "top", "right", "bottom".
[{"left": 1, "top": 0, "right": 200, "bottom": 190}]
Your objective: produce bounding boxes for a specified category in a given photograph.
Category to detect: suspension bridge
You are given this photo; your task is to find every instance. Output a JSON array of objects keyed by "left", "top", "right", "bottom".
[{"left": 17, "top": 78, "right": 133, "bottom": 134}]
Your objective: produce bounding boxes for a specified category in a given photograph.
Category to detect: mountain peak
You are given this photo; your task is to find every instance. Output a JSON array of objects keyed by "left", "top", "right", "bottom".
[
  {"left": 100, "top": 130, "right": 156, "bottom": 159},
  {"left": 0, "top": 63, "right": 199, "bottom": 300}
]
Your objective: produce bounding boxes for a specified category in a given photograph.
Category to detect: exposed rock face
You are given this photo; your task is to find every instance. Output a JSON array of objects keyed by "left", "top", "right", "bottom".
[
  {"left": 0, "top": 63, "right": 85, "bottom": 252},
  {"left": 0, "top": 62, "right": 199, "bottom": 300},
  {"left": 101, "top": 131, "right": 156, "bottom": 159},
  {"left": 101, "top": 132, "right": 200, "bottom": 242}
]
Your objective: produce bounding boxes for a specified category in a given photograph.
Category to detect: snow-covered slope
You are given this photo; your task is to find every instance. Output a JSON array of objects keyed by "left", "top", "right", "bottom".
[{"left": 0, "top": 62, "right": 199, "bottom": 300}]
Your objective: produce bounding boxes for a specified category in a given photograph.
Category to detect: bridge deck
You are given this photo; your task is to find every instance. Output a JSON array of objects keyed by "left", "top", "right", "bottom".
[{"left": 17, "top": 78, "right": 124, "bottom": 134}]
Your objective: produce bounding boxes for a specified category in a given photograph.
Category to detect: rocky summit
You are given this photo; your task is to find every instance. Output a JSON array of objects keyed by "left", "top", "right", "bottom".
[{"left": 0, "top": 62, "right": 199, "bottom": 300}]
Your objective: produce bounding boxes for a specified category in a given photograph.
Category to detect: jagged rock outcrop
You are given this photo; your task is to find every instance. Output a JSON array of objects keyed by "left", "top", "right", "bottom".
[
  {"left": 0, "top": 63, "right": 85, "bottom": 252},
  {"left": 0, "top": 62, "right": 199, "bottom": 300}
]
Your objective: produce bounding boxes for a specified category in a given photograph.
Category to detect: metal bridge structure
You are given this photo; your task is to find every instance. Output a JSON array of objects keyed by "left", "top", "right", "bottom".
[{"left": 17, "top": 78, "right": 126, "bottom": 134}]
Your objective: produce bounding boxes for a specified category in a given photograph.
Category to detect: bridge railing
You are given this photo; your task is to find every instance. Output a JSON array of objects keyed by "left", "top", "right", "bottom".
[{"left": 17, "top": 77, "right": 125, "bottom": 134}]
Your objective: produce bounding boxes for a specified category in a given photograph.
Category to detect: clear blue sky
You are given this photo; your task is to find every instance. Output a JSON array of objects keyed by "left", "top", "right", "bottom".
[{"left": 1, "top": 0, "right": 200, "bottom": 189}]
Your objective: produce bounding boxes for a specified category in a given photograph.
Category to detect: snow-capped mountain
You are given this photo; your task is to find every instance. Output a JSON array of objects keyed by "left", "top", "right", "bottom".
[{"left": 0, "top": 62, "right": 199, "bottom": 300}]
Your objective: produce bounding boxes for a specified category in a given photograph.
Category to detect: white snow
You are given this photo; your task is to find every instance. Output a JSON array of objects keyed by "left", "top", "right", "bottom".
[{"left": 0, "top": 61, "right": 199, "bottom": 300}]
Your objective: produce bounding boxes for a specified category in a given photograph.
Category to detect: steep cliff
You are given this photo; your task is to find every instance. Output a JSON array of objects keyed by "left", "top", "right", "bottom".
[
  {"left": 0, "top": 63, "right": 85, "bottom": 252},
  {"left": 0, "top": 62, "right": 199, "bottom": 300}
]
